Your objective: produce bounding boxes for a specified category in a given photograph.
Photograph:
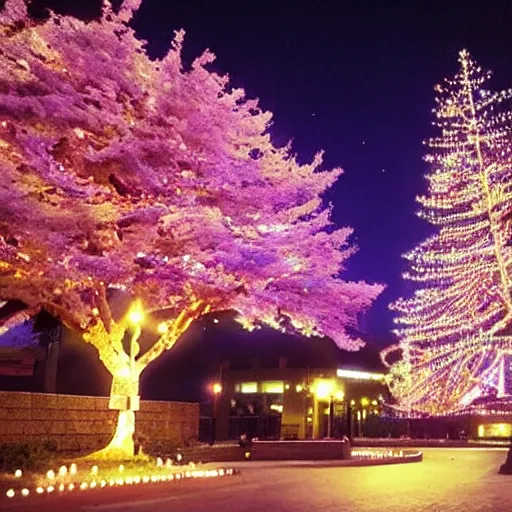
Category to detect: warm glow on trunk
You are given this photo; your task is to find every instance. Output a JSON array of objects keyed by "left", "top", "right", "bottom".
[{"left": 106, "top": 410, "right": 136, "bottom": 457}]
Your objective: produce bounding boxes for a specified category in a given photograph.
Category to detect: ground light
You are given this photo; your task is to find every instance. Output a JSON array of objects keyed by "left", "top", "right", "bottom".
[{"left": 4, "top": 461, "right": 238, "bottom": 500}]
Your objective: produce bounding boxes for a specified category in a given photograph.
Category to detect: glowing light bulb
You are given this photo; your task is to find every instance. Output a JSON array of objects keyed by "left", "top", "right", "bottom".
[
  {"left": 127, "top": 302, "right": 144, "bottom": 325},
  {"left": 6, "top": 489, "right": 15, "bottom": 498},
  {"left": 14, "top": 469, "right": 22, "bottom": 478}
]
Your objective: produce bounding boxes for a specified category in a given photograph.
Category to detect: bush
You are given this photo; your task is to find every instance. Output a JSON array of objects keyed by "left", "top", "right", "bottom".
[
  {"left": 0, "top": 440, "right": 57, "bottom": 472},
  {"left": 143, "top": 439, "right": 180, "bottom": 457}
]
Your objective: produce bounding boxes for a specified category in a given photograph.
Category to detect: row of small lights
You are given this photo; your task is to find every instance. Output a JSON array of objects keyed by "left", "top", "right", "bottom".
[
  {"left": 351, "top": 449, "right": 407, "bottom": 460},
  {"left": 5, "top": 460, "right": 236, "bottom": 500}
]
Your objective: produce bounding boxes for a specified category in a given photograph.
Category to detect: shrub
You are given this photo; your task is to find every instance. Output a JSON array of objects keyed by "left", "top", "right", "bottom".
[{"left": 0, "top": 440, "right": 57, "bottom": 472}]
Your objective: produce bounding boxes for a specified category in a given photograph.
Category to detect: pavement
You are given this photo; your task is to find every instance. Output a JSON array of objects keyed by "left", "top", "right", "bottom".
[{"left": 2, "top": 448, "right": 511, "bottom": 512}]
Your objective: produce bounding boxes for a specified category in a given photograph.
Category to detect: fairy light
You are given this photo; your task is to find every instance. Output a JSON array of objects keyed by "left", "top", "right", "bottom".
[
  {"left": 384, "top": 50, "right": 512, "bottom": 415},
  {"left": 5, "top": 465, "right": 238, "bottom": 501}
]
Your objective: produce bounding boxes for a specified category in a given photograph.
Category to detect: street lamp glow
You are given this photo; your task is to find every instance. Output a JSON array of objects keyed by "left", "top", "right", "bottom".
[
  {"left": 314, "top": 379, "right": 335, "bottom": 400},
  {"left": 213, "top": 383, "right": 222, "bottom": 394},
  {"left": 128, "top": 301, "right": 144, "bottom": 325}
]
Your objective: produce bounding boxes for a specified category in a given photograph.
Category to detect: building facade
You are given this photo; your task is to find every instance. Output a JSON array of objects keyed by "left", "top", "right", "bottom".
[{"left": 214, "top": 361, "right": 389, "bottom": 441}]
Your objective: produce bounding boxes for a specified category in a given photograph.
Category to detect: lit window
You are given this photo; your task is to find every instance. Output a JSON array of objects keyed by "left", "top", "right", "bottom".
[
  {"left": 336, "top": 369, "right": 386, "bottom": 381},
  {"left": 479, "top": 423, "right": 512, "bottom": 438},
  {"left": 261, "top": 381, "right": 284, "bottom": 394},
  {"left": 240, "top": 382, "right": 258, "bottom": 394}
]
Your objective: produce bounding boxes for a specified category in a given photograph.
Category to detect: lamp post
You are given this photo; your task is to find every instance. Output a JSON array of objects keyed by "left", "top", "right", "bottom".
[
  {"left": 360, "top": 397, "right": 369, "bottom": 438},
  {"left": 127, "top": 302, "right": 144, "bottom": 398},
  {"left": 313, "top": 379, "right": 338, "bottom": 438},
  {"left": 211, "top": 382, "right": 222, "bottom": 445},
  {"left": 333, "top": 390, "right": 344, "bottom": 439}
]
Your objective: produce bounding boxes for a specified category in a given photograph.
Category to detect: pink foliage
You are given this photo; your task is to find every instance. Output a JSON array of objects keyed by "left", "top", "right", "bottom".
[{"left": 0, "top": 0, "right": 382, "bottom": 350}]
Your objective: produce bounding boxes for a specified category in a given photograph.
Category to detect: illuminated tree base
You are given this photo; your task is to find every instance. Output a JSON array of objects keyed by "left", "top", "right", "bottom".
[{"left": 87, "top": 410, "right": 136, "bottom": 460}]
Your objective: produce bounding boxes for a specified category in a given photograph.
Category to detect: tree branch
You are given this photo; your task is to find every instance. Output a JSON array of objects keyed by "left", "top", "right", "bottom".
[
  {"left": 82, "top": 320, "right": 128, "bottom": 376},
  {"left": 136, "top": 300, "right": 210, "bottom": 369},
  {"left": 0, "top": 304, "right": 40, "bottom": 335},
  {"left": 93, "top": 281, "right": 113, "bottom": 334}
]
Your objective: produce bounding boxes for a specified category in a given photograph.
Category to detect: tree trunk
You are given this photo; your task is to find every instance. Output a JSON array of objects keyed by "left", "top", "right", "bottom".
[
  {"left": 104, "top": 409, "right": 136, "bottom": 458},
  {"left": 88, "top": 370, "right": 140, "bottom": 460}
]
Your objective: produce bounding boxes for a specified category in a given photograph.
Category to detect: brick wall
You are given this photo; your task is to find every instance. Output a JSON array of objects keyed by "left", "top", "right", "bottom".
[{"left": 0, "top": 391, "right": 199, "bottom": 452}]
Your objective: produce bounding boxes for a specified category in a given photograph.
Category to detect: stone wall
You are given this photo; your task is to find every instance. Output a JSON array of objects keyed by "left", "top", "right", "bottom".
[{"left": 0, "top": 391, "right": 199, "bottom": 452}]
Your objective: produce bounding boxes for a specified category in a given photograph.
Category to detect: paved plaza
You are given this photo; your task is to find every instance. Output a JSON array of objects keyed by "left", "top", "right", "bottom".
[{"left": 3, "top": 448, "right": 511, "bottom": 512}]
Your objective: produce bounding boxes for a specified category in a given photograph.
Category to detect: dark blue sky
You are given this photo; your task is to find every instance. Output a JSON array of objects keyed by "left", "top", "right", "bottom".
[
  {"left": 133, "top": 0, "right": 512, "bottom": 340},
  {"left": 32, "top": 0, "right": 512, "bottom": 341}
]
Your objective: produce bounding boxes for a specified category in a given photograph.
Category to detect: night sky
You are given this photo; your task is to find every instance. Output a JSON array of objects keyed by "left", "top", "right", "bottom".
[{"left": 27, "top": 0, "right": 512, "bottom": 341}]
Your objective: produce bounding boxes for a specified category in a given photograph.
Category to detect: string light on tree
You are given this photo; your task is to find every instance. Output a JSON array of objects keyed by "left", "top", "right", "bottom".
[{"left": 382, "top": 50, "right": 512, "bottom": 415}]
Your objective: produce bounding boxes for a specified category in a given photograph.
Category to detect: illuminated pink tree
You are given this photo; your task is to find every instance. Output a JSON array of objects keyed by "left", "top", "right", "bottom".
[
  {"left": 0, "top": 0, "right": 383, "bottom": 456},
  {"left": 382, "top": 51, "right": 512, "bottom": 415}
]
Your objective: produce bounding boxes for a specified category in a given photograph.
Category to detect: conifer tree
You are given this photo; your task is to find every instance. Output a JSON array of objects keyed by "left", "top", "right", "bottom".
[{"left": 383, "top": 51, "right": 512, "bottom": 414}]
